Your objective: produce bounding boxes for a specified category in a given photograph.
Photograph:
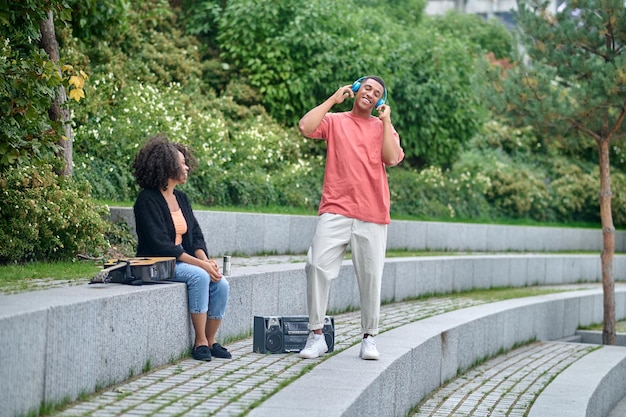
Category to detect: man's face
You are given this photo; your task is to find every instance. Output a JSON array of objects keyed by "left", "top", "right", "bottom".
[{"left": 354, "top": 78, "right": 385, "bottom": 112}]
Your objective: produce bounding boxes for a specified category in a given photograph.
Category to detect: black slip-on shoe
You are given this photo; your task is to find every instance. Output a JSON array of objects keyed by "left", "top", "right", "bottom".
[
  {"left": 210, "top": 343, "right": 232, "bottom": 359},
  {"left": 192, "top": 345, "right": 212, "bottom": 361}
]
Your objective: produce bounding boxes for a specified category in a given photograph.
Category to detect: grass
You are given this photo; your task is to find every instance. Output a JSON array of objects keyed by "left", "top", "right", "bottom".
[
  {"left": 0, "top": 260, "right": 102, "bottom": 294},
  {"left": 582, "top": 322, "right": 626, "bottom": 333},
  {"left": 450, "top": 286, "right": 565, "bottom": 301},
  {"left": 0, "top": 250, "right": 483, "bottom": 294},
  {"left": 0, "top": 249, "right": 615, "bottom": 294}
]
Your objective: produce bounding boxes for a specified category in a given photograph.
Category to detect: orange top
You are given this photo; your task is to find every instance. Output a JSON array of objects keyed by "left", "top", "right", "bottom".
[
  {"left": 170, "top": 209, "right": 188, "bottom": 246},
  {"left": 306, "top": 112, "right": 403, "bottom": 225}
]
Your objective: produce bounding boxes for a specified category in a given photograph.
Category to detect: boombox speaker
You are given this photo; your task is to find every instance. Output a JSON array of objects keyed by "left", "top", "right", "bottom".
[{"left": 253, "top": 315, "right": 335, "bottom": 354}]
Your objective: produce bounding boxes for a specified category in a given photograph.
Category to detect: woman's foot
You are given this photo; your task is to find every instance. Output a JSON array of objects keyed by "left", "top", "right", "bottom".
[
  {"left": 192, "top": 345, "right": 212, "bottom": 361},
  {"left": 209, "top": 343, "right": 232, "bottom": 359}
]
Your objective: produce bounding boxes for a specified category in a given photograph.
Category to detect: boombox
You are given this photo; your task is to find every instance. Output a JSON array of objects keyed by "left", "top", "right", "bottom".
[{"left": 253, "top": 315, "right": 335, "bottom": 354}]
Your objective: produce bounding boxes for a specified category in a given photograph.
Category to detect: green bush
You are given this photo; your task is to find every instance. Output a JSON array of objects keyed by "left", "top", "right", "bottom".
[
  {"left": 548, "top": 160, "right": 599, "bottom": 223},
  {"left": 389, "top": 165, "right": 494, "bottom": 220},
  {"left": 0, "top": 34, "right": 65, "bottom": 171},
  {"left": 73, "top": 74, "right": 319, "bottom": 209},
  {"left": 469, "top": 120, "right": 546, "bottom": 160},
  {"left": 612, "top": 171, "right": 626, "bottom": 227},
  {"left": 389, "top": 167, "right": 459, "bottom": 219},
  {"left": 0, "top": 165, "right": 112, "bottom": 263},
  {"left": 214, "top": 0, "right": 493, "bottom": 168},
  {"left": 387, "top": 26, "right": 487, "bottom": 168},
  {"left": 271, "top": 155, "right": 324, "bottom": 210},
  {"left": 428, "top": 11, "right": 514, "bottom": 60},
  {"left": 73, "top": 79, "right": 227, "bottom": 201},
  {"left": 486, "top": 161, "right": 551, "bottom": 221}
]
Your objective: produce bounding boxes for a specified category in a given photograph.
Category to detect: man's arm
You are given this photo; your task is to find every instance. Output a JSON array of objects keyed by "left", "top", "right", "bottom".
[
  {"left": 298, "top": 84, "right": 354, "bottom": 136},
  {"left": 378, "top": 104, "right": 404, "bottom": 166}
]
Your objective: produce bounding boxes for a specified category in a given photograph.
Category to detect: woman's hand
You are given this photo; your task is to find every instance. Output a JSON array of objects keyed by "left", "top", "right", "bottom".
[
  {"left": 185, "top": 250, "right": 223, "bottom": 281},
  {"left": 204, "top": 259, "right": 222, "bottom": 282}
]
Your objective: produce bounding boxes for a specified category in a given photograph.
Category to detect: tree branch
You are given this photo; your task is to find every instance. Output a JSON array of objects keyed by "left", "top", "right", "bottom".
[
  {"left": 605, "top": 105, "right": 626, "bottom": 140},
  {"left": 566, "top": 117, "right": 601, "bottom": 141}
]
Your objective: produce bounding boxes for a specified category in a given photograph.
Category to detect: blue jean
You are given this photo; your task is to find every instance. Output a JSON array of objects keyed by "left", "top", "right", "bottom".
[{"left": 171, "top": 262, "right": 229, "bottom": 319}]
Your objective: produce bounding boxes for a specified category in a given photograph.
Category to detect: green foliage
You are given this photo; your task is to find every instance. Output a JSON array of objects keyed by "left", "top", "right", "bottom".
[
  {"left": 477, "top": 0, "right": 626, "bottom": 234},
  {"left": 67, "top": 0, "right": 131, "bottom": 42},
  {"left": 488, "top": 159, "right": 551, "bottom": 220},
  {"left": 182, "top": 0, "right": 223, "bottom": 38},
  {"left": 215, "top": 0, "right": 496, "bottom": 168},
  {"left": 75, "top": 0, "right": 205, "bottom": 94},
  {"left": 485, "top": 0, "right": 626, "bottom": 140},
  {"left": 0, "top": 0, "right": 75, "bottom": 171},
  {"left": 72, "top": 75, "right": 320, "bottom": 210},
  {"left": 6, "top": 0, "right": 626, "bottom": 268},
  {"left": 358, "top": 0, "right": 427, "bottom": 26},
  {"left": 1, "top": 0, "right": 72, "bottom": 43},
  {"left": 390, "top": 27, "right": 487, "bottom": 167},
  {"left": 612, "top": 172, "right": 626, "bottom": 226},
  {"left": 0, "top": 38, "right": 63, "bottom": 169},
  {"left": 73, "top": 79, "right": 226, "bottom": 201},
  {"left": 0, "top": 165, "right": 111, "bottom": 263},
  {"left": 548, "top": 160, "right": 599, "bottom": 222},
  {"left": 453, "top": 120, "right": 621, "bottom": 224},
  {"left": 389, "top": 165, "right": 494, "bottom": 220},
  {"left": 216, "top": 0, "right": 376, "bottom": 125},
  {"left": 469, "top": 119, "right": 551, "bottom": 162},
  {"left": 428, "top": 11, "right": 515, "bottom": 60}
]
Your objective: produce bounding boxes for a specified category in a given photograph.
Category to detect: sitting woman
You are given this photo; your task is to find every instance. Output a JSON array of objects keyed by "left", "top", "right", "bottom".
[{"left": 132, "top": 133, "right": 231, "bottom": 361}]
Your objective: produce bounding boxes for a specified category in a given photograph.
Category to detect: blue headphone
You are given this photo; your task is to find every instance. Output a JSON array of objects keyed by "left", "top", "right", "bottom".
[{"left": 351, "top": 76, "right": 387, "bottom": 108}]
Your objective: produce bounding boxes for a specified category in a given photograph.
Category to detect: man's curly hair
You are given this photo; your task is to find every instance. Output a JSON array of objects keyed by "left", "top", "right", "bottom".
[{"left": 132, "top": 133, "right": 198, "bottom": 191}]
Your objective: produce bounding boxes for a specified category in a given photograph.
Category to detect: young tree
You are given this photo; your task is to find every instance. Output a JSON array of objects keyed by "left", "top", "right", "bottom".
[
  {"left": 39, "top": 9, "right": 73, "bottom": 176},
  {"left": 486, "top": 0, "right": 626, "bottom": 344},
  {"left": 0, "top": 0, "right": 85, "bottom": 175}
]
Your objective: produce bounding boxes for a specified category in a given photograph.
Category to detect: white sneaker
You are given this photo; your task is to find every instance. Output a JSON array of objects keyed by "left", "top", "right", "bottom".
[
  {"left": 360, "top": 335, "right": 380, "bottom": 360},
  {"left": 299, "top": 332, "right": 328, "bottom": 359}
]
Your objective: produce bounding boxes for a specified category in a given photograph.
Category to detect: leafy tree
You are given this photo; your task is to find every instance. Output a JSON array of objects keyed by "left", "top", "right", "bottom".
[
  {"left": 428, "top": 10, "right": 515, "bottom": 60},
  {"left": 216, "top": 0, "right": 386, "bottom": 125},
  {"left": 485, "top": 0, "right": 626, "bottom": 344},
  {"left": 0, "top": 0, "right": 87, "bottom": 175},
  {"left": 66, "top": 0, "right": 131, "bottom": 42},
  {"left": 214, "top": 0, "right": 500, "bottom": 168},
  {"left": 388, "top": 26, "right": 487, "bottom": 168},
  {"left": 358, "top": 0, "right": 427, "bottom": 27}
]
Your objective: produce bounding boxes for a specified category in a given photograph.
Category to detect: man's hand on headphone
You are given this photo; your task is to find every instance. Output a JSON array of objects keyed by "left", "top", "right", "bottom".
[
  {"left": 377, "top": 104, "right": 391, "bottom": 121},
  {"left": 333, "top": 84, "right": 354, "bottom": 105}
]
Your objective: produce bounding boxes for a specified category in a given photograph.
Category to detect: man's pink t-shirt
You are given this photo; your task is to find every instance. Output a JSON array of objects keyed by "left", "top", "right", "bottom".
[{"left": 307, "top": 112, "right": 404, "bottom": 225}]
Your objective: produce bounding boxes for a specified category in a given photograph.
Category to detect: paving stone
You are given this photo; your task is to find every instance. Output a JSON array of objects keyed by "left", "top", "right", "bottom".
[{"left": 51, "top": 288, "right": 622, "bottom": 417}]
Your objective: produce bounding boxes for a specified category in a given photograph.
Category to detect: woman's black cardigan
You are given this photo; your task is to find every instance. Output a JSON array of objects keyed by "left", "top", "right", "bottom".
[{"left": 133, "top": 188, "right": 208, "bottom": 258}]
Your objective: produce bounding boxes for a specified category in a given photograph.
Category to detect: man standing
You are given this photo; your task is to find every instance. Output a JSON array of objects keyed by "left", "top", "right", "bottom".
[{"left": 297, "top": 76, "right": 404, "bottom": 360}]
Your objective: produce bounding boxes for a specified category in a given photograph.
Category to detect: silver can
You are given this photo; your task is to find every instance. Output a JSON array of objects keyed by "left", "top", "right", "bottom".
[{"left": 223, "top": 255, "right": 231, "bottom": 276}]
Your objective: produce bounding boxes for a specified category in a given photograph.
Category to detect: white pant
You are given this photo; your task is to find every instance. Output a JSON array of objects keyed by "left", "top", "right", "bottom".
[{"left": 305, "top": 213, "right": 388, "bottom": 336}]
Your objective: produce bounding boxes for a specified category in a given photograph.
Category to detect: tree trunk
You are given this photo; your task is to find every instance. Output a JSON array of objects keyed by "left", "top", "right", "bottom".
[
  {"left": 598, "top": 137, "right": 616, "bottom": 345},
  {"left": 39, "top": 10, "right": 73, "bottom": 177}
]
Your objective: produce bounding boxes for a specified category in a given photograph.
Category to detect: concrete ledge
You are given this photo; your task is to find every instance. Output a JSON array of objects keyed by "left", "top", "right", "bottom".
[
  {"left": 575, "top": 330, "right": 626, "bottom": 346},
  {"left": 109, "top": 208, "right": 626, "bottom": 255},
  {"left": 528, "top": 344, "right": 626, "bottom": 417},
  {"left": 222, "top": 254, "right": 625, "bottom": 344},
  {"left": 0, "top": 283, "right": 194, "bottom": 417},
  {"left": 247, "top": 287, "right": 626, "bottom": 417},
  {"left": 2, "top": 253, "right": 624, "bottom": 417}
]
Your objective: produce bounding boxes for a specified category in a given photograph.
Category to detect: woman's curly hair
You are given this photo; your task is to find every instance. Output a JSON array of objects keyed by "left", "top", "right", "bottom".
[{"left": 132, "top": 133, "right": 198, "bottom": 191}]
